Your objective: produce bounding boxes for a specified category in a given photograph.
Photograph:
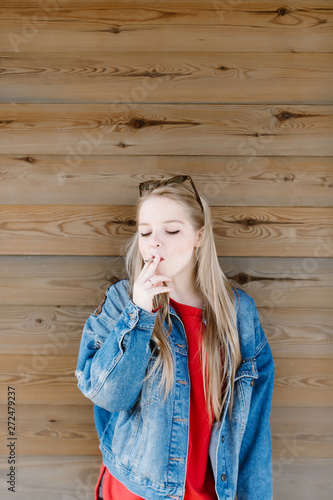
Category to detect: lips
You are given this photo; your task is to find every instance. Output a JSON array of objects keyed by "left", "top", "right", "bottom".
[{"left": 152, "top": 255, "right": 164, "bottom": 261}]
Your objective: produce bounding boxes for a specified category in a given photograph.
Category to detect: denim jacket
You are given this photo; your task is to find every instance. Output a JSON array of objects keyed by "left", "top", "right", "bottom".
[{"left": 75, "top": 279, "right": 274, "bottom": 500}]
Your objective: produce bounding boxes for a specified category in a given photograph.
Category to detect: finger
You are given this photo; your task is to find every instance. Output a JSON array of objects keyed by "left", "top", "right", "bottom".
[
  {"left": 150, "top": 285, "right": 174, "bottom": 295},
  {"left": 140, "top": 255, "right": 162, "bottom": 279},
  {"left": 141, "top": 254, "right": 160, "bottom": 270},
  {"left": 137, "top": 257, "right": 156, "bottom": 281},
  {"left": 146, "top": 275, "right": 172, "bottom": 285}
]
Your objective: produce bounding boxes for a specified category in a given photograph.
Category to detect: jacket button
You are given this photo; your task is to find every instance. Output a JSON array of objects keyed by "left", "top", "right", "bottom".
[
  {"left": 251, "top": 379, "right": 255, "bottom": 386},
  {"left": 221, "top": 473, "right": 227, "bottom": 482},
  {"left": 129, "top": 312, "right": 136, "bottom": 320}
]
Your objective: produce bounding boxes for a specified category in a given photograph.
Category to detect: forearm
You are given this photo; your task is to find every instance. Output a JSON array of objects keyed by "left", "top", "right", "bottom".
[{"left": 75, "top": 298, "right": 158, "bottom": 412}]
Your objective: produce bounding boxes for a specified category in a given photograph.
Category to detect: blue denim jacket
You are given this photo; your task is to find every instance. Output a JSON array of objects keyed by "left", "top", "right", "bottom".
[{"left": 75, "top": 279, "right": 274, "bottom": 500}]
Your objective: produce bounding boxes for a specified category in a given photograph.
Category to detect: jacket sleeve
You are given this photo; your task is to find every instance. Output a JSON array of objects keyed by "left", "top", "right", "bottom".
[
  {"left": 237, "top": 299, "right": 275, "bottom": 500},
  {"left": 75, "top": 280, "right": 159, "bottom": 412}
]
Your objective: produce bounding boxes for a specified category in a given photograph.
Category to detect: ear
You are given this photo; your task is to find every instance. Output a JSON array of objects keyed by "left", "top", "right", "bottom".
[{"left": 194, "top": 227, "right": 204, "bottom": 248}]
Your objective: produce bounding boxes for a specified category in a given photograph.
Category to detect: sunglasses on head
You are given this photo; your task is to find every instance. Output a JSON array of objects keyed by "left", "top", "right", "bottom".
[{"left": 139, "top": 175, "right": 204, "bottom": 213}]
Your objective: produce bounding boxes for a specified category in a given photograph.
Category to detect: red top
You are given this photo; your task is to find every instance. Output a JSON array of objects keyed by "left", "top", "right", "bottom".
[{"left": 95, "top": 299, "right": 217, "bottom": 500}]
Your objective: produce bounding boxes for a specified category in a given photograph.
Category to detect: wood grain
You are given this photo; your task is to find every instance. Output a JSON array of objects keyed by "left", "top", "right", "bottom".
[
  {"left": 1, "top": 155, "right": 332, "bottom": 207},
  {"left": 0, "top": 305, "right": 92, "bottom": 355},
  {"left": 1, "top": 104, "right": 332, "bottom": 156},
  {"left": 272, "top": 358, "right": 333, "bottom": 407},
  {"left": 0, "top": 454, "right": 331, "bottom": 500},
  {"left": 0, "top": 404, "right": 331, "bottom": 458},
  {"left": 0, "top": 255, "right": 331, "bottom": 307},
  {"left": 221, "top": 257, "right": 333, "bottom": 309},
  {"left": 1, "top": 305, "right": 332, "bottom": 357},
  {"left": 0, "top": 0, "right": 331, "bottom": 494},
  {"left": 259, "top": 308, "right": 333, "bottom": 358},
  {"left": 0, "top": 404, "right": 99, "bottom": 456},
  {"left": 0, "top": 255, "right": 126, "bottom": 306},
  {"left": 1, "top": 53, "right": 332, "bottom": 104},
  {"left": 1, "top": 1, "right": 332, "bottom": 53},
  {"left": 272, "top": 459, "right": 333, "bottom": 500},
  {"left": 0, "top": 455, "right": 102, "bottom": 500},
  {"left": 271, "top": 407, "right": 333, "bottom": 459},
  {"left": 0, "top": 205, "right": 332, "bottom": 257},
  {"left": 1, "top": 355, "right": 332, "bottom": 406}
]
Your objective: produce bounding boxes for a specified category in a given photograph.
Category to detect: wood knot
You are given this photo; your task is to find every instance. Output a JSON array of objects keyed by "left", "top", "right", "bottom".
[
  {"left": 275, "top": 110, "right": 299, "bottom": 122},
  {"left": 128, "top": 118, "right": 147, "bottom": 129},
  {"left": 277, "top": 7, "right": 290, "bottom": 16},
  {"left": 216, "top": 66, "right": 229, "bottom": 71},
  {"left": 238, "top": 273, "right": 249, "bottom": 285},
  {"left": 25, "top": 156, "right": 35, "bottom": 163},
  {"left": 127, "top": 219, "right": 136, "bottom": 227},
  {"left": 0, "top": 120, "right": 14, "bottom": 126},
  {"left": 111, "top": 27, "right": 120, "bottom": 34},
  {"left": 35, "top": 318, "right": 43, "bottom": 324},
  {"left": 117, "top": 142, "right": 127, "bottom": 148},
  {"left": 243, "top": 217, "right": 257, "bottom": 226},
  {"left": 283, "top": 174, "right": 295, "bottom": 183},
  {"left": 150, "top": 69, "right": 157, "bottom": 78}
]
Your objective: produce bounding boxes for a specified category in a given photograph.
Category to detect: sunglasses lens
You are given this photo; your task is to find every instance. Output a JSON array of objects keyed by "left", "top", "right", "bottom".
[{"left": 139, "top": 176, "right": 203, "bottom": 212}]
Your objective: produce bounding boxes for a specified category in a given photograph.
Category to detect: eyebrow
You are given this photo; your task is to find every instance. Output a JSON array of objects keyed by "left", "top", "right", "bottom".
[{"left": 138, "top": 219, "right": 184, "bottom": 226}]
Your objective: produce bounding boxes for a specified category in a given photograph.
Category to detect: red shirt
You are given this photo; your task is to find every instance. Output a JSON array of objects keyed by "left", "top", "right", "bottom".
[{"left": 95, "top": 299, "right": 217, "bottom": 500}]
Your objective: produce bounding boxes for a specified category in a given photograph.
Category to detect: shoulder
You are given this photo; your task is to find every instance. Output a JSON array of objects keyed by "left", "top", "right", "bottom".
[
  {"left": 106, "top": 278, "right": 130, "bottom": 302},
  {"left": 233, "top": 286, "right": 256, "bottom": 314},
  {"left": 232, "top": 287, "right": 267, "bottom": 358},
  {"left": 98, "top": 278, "right": 131, "bottom": 319}
]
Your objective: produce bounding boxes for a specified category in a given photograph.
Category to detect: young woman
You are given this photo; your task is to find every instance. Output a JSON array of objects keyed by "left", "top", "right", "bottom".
[{"left": 75, "top": 175, "right": 274, "bottom": 500}]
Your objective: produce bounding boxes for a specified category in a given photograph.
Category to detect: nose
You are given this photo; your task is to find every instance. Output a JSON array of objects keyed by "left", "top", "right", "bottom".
[{"left": 150, "top": 232, "right": 162, "bottom": 248}]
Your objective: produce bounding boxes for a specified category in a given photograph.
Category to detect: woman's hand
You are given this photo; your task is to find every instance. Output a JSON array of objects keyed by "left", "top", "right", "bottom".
[{"left": 132, "top": 255, "right": 173, "bottom": 312}]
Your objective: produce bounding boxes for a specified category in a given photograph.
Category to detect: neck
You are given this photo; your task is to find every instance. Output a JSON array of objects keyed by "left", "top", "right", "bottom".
[{"left": 169, "top": 274, "right": 203, "bottom": 309}]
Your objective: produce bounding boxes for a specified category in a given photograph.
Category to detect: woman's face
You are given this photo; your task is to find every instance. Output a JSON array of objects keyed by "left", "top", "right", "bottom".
[{"left": 138, "top": 196, "right": 202, "bottom": 281}]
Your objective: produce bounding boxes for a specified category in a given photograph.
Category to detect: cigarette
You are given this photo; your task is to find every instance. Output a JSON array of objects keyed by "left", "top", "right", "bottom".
[{"left": 144, "top": 258, "right": 154, "bottom": 263}]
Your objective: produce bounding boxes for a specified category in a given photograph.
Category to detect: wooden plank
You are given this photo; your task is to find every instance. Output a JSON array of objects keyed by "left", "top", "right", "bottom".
[
  {"left": 1, "top": 104, "right": 332, "bottom": 156},
  {"left": 222, "top": 257, "right": 333, "bottom": 309},
  {"left": 272, "top": 358, "right": 333, "bottom": 407},
  {"left": 271, "top": 407, "right": 333, "bottom": 459},
  {"left": 0, "top": 255, "right": 332, "bottom": 308},
  {"left": 0, "top": 404, "right": 331, "bottom": 458},
  {"left": 0, "top": 205, "right": 332, "bottom": 257},
  {"left": 272, "top": 458, "right": 333, "bottom": 500},
  {"left": 0, "top": 305, "right": 92, "bottom": 356},
  {"left": 1, "top": 155, "right": 332, "bottom": 207},
  {"left": 1, "top": 355, "right": 332, "bottom": 406},
  {"left": 0, "top": 455, "right": 102, "bottom": 500},
  {"left": 2, "top": 52, "right": 332, "bottom": 104},
  {"left": 0, "top": 355, "right": 87, "bottom": 405},
  {"left": 259, "top": 308, "right": 333, "bottom": 358},
  {"left": 0, "top": 405, "right": 99, "bottom": 456},
  {"left": 2, "top": 304, "right": 332, "bottom": 358},
  {"left": 0, "top": 255, "right": 126, "bottom": 306},
  {"left": 0, "top": 454, "right": 331, "bottom": 500},
  {"left": 1, "top": 1, "right": 332, "bottom": 53}
]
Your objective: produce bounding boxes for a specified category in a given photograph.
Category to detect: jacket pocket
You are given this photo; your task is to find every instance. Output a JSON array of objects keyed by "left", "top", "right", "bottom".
[{"left": 109, "top": 406, "right": 142, "bottom": 467}]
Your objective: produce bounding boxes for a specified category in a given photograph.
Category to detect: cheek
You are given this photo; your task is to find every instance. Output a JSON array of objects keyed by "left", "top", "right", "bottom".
[
  {"left": 138, "top": 238, "right": 147, "bottom": 256},
  {"left": 170, "top": 242, "right": 195, "bottom": 265}
]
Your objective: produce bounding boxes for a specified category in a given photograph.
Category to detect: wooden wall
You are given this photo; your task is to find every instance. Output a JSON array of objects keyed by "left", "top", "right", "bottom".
[{"left": 0, "top": 1, "right": 332, "bottom": 498}]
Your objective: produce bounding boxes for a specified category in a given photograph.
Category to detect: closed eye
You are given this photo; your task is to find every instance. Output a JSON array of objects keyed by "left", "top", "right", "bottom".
[{"left": 140, "top": 230, "right": 180, "bottom": 237}]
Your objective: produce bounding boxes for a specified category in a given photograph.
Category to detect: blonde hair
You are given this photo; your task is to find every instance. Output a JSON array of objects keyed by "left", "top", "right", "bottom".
[{"left": 124, "top": 181, "right": 242, "bottom": 421}]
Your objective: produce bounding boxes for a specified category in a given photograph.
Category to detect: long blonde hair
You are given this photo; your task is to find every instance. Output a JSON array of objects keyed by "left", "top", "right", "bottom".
[{"left": 124, "top": 181, "right": 242, "bottom": 421}]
